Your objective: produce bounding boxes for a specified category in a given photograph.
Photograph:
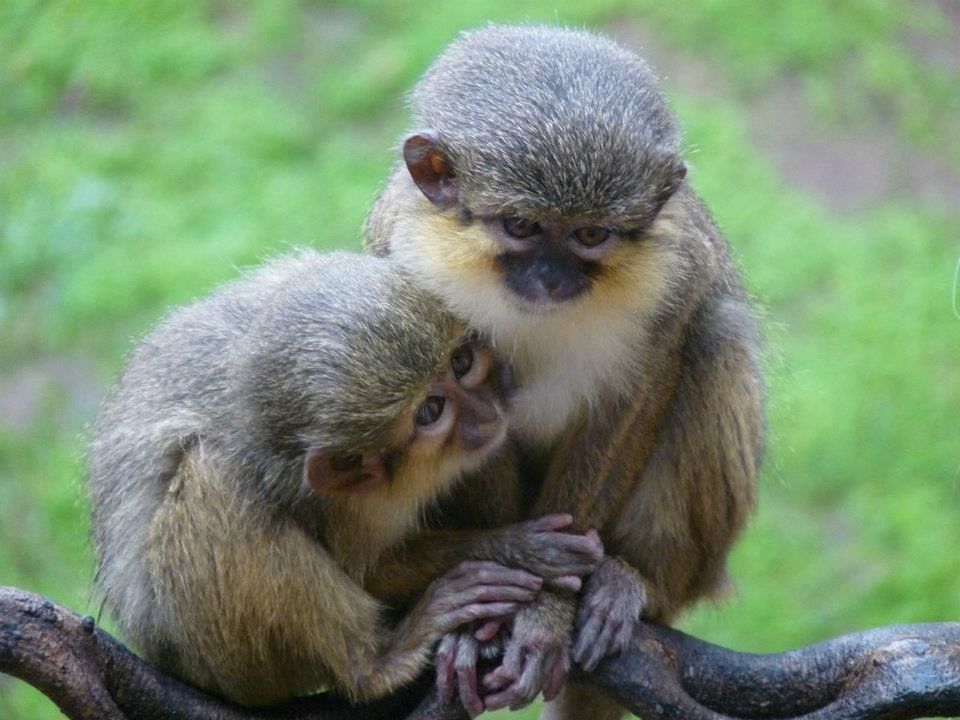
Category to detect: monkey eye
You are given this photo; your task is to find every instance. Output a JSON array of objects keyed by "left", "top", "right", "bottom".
[
  {"left": 330, "top": 453, "right": 363, "bottom": 472},
  {"left": 573, "top": 226, "right": 612, "bottom": 247},
  {"left": 415, "top": 396, "right": 447, "bottom": 426},
  {"left": 450, "top": 345, "right": 474, "bottom": 378},
  {"left": 502, "top": 216, "right": 542, "bottom": 239}
]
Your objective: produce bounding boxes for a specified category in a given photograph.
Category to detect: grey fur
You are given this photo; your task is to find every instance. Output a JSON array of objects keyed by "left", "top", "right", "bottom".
[
  {"left": 409, "top": 24, "right": 683, "bottom": 223},
  {"left": 88, "top": 250, "right": 460, "bottom": 697}
]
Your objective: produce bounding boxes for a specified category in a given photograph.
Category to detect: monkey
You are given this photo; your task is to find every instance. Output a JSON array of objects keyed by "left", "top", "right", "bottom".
[
  {"left": 88, "top": 248, "right": 603, "bottom": 708},
  {"left": 364, "top": 24, "right": 765, "bottom": 718}
]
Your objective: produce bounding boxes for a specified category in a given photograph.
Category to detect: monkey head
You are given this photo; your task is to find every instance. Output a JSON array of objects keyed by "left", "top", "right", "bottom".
[
  {"left": 303, "top": 338, "right": 507, "bottom": 498},
  {"left": 238, "top": 253, "right": 509, "bottom": 500},
  {"left": 387, "top": 25, "right": 687, "bottom": 327}
]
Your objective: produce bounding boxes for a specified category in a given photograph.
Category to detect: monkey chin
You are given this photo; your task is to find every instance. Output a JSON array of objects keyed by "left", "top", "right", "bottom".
[{"left": 503, "top": 290, "right": 584, "bottom": 317}]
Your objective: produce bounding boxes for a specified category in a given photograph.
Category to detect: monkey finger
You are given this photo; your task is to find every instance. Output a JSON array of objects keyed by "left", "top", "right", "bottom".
[
  {"left": 475, "top": 617, "right": 507, "bottom": 642},
  {"left": 441, "top": 577, "right": 540, "bottom": 611},
  {"left": 448, "top": 601, "right": 520, "bottom": 629},
  {"left": 458, "top": 583, "right": 540, "bottom": 605},
  {"left": 485, "top": 649, "right": 540, "bottom": 711},
  {"left": 528, "top": 513, "right": 574, "bottom": 532},
  {"left": 571, "top": 613, "right": 604, "bottom": 666},
  {"left": 435, "top": 634, "right": 459, "bottom": 704},
  {"left": 454, "top": 634, "right": 484, "bottom": 718},
  {"left": 585, "top": 528, "right": 604, "bottom": 553},
  {"left": 554, "top": 531, "right": 604, "bottom": 556},
  {"left": 451, "top": 562, "right": 543, "bottom": 591},
  {"left": 582, "top": 618, "right": 617, "bottom": 672},
  {"left": 611, "top": 620, "right": 634, "bottom": 656},
  {"left": 477, "top": 584, "right": 541, "bottom": 602},
  {"left": 482, "top": 639, "right": 522, "bottom": 689},
  {"left": 542, "top": 649, "right": 569, "bottom": 701},
  {"left": 471, "top": 601, "right": 521, "bottom": 621},
  {"left": 483, "top": 675, "right": 524, "bottom": 710},
  {"left": 482, "top": 667, "right": 511, "bottom": 693},
  {"left": 545, "top": 575, "right": 582, "bottom": 593},
  {"left": 508, "top": 651, "right": 545, "bottom": 710}
]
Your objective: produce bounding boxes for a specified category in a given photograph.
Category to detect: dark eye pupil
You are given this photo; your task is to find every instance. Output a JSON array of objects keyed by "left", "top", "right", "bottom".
[
  {"left": 451, "top": 346, "right": 474, "bottom": 378},
  {"left": 330, "top": 453, "right": 362, "bottom": 471},
  {"left": 503, "top": 216, "right": 540, "bottom": 238},
  {"left": 415, "top": 396, "right": 446, "bottom": 426},
  {"left": 576, "top": 226, "right": 610, "bottom": 246}
]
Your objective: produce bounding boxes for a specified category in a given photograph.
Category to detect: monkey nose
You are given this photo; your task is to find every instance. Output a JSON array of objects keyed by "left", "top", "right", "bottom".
[
  {"left": 457, "top": 393, "right": 503, "bottom": 451},
  {"left": 531, "top": 261, "right": 585, "bottom": 302},
  {"left": 539, "top": 272, "right": 561, "bottom": 294},
  {"left": 458, "top": 419, "right": 502, "bottom": 451}
]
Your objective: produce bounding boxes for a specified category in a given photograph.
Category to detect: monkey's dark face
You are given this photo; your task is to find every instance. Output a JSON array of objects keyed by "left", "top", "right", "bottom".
[
  {"left": 304, "top": 341, "right": 507, "bottom": 498},
  {"left": 489, "top": 216, "right": 623, "bottom": 307}
]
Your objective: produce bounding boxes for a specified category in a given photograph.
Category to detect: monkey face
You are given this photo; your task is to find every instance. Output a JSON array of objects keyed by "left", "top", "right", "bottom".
[
  {"left": 304, "top": 341, "right": 508, "bottom": 498},
  {"left": 404, "top": 341, "right": 507, "bottom": 458},
  {"left": 396, "top": 131, "right": 684, "bottom": 324}
]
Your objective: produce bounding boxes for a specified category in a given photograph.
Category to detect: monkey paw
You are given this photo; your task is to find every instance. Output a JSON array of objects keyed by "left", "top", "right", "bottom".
[
  {"left": 437, "top": 618, "right": 509, "bottom": 717},
  {"left": 436, "top": 629, "right": 485, "bottom": 718},
  {"left": 481, "top": 616, "right": 569, "bottom": 711},
  {"left": 571, "top": 556, "right": 645, "bottom": 672}
]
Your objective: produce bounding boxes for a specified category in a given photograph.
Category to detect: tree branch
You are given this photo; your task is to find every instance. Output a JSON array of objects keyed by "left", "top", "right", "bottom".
[{"left": 2, "top": 585, "right": 959, "bottom": 720}]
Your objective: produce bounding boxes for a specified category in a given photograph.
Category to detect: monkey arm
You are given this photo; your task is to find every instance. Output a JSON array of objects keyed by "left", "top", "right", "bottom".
[
  {"left": 602, "top": 304, "right": 763, "bottom": 621},
  {"left": 566, "top": 296, "right": 764, "bottom": 684},
  {"left": 365, "top": 517, "right": 602, "bottom": 608},
  {"left": 529, "top": 351, "right": 684, "bottom": 534},
  {"left": 366, "top": 446, "right": 601, "bottom": 607},
  {"left": 142, "top": 454, "right": 540, "bottom": 707}
]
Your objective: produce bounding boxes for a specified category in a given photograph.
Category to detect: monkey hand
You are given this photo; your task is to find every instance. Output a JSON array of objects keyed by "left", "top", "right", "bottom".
[
  {"left": 435, "top": 618, "right": 507, "bottom": 718},
  {"left": 571, "top": 556, "right": 646, "bottom": 671},
  {"left": 486, "top": 514, "right": 604, "bottom": 590},
  {"left": 423, "top": 561, "right": 542, "bottom": 637},
  {"left": 481, "top": 591, "right": 573, "bottom": 711}
]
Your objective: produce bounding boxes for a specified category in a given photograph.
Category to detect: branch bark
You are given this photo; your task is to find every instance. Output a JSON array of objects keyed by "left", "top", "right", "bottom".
[{"left": 2, "top": 585, "right": 959, "bottom": 720}]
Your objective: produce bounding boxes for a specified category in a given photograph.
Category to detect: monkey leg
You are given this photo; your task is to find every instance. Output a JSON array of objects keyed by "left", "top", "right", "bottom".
[
  {"left": 573, "top": 308, "right": 763, "bottom": 671},
  {"left": 540, "top": 682, "right": 627, "bottom": 720}
]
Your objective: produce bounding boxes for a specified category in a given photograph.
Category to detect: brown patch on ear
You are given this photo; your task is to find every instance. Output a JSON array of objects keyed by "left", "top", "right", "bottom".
[
  {"left": 303, "top": 448, "right": 389, "bottom": 496},
  {"left": 403, "top": 130, "right": 459, "bottom": 210}
]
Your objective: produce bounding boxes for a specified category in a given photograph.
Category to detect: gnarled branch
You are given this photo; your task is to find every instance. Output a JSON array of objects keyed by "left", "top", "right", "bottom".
[{"left": 2, "top": 585, "right": 959, "bottom": 720}]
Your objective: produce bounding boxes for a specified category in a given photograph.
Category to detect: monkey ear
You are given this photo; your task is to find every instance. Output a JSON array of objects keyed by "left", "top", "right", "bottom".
[
  {"left": 654, "top": 161, "right": 687, "bottom": 210},
  {"left": 303, "top": 448, "right": 389, "bottom": 496},
  {"left": 403, "top": 130, "right": 459, "bottom": 210}
]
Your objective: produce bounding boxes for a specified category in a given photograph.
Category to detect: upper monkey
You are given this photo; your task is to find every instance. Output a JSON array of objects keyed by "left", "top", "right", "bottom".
[{"left": 366, "top": 25, "right": 764, "bottom": 719}]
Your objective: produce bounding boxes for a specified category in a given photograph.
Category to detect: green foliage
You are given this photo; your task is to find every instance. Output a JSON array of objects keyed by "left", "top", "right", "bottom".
[{"left": 1, "top": 1, "right": 957, "bottom": 717}]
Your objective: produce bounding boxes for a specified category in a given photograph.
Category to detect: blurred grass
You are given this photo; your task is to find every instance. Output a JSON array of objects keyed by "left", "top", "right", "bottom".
[{"left": 1, "top": 1, "right": 958, "bottom": 718}]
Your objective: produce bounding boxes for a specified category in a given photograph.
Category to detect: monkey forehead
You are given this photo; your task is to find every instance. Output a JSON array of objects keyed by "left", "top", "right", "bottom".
[
  {"left": 240, "top": 251, "right": 465, "bottom": 448},
  {"left": 411, "top": 25, "right": 681, "bottom": 222}
]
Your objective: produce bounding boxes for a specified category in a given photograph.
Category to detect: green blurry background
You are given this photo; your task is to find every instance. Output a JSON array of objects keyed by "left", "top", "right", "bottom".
[{"left": 1, "top": 1, "right": 958, "bottom": 717}]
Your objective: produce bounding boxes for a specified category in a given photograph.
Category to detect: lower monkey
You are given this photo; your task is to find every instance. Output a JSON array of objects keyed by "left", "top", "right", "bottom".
[{"left": 89, "top": 250, "right": 600, "bottom": 706}]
